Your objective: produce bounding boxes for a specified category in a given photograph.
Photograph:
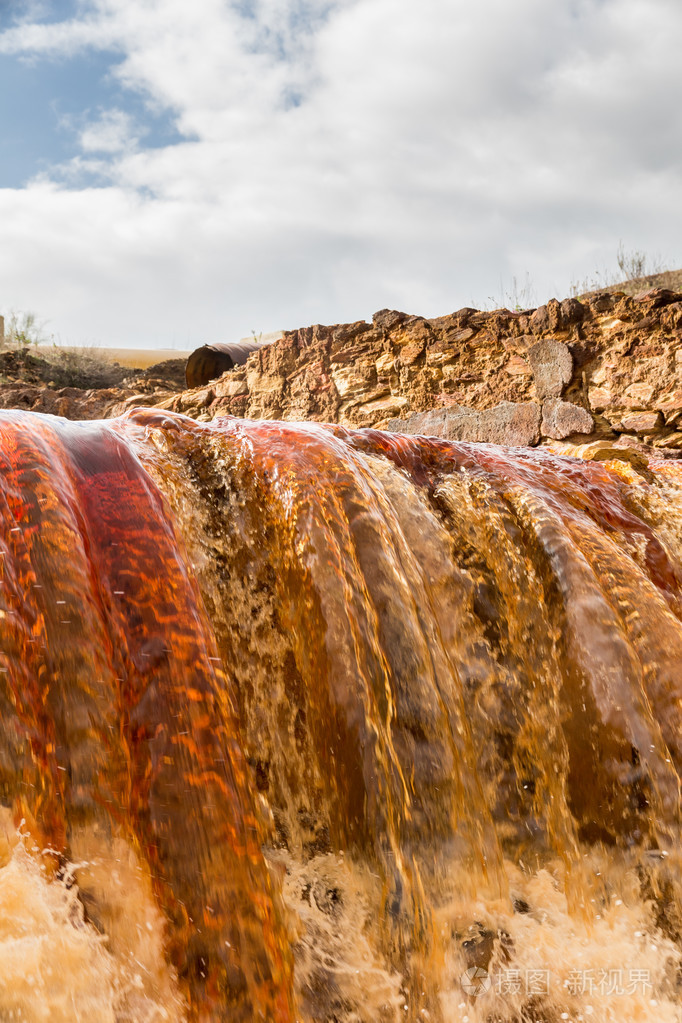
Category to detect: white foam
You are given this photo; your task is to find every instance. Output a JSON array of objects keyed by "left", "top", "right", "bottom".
[{"left": 0, "top": 834, "right": 185, "bottom": 1023}]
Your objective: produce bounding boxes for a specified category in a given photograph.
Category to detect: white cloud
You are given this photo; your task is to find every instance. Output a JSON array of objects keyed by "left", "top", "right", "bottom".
[
  {"left": 78, "top": 108, "right": 137, "bottom": 153},
  {"left": 0, "top": 0, "right": 681, "bottom": 347},
  {"left": 0, "top": 15, "right": 117, "bottom": 57}
]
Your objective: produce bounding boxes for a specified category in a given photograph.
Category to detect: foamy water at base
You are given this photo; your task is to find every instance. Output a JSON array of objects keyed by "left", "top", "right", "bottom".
[
  {"left": 269, "top": 848, "right": 682, "bottom": 1023},
  {"left": 437, "top": 852, "right": 682, "bottom": 1023},
  {"left": 2, "top": 840, "right": 681, "bottom": 1022},
  {"left": 0, "top": 827, "right": 185, "bottom": 1023}
]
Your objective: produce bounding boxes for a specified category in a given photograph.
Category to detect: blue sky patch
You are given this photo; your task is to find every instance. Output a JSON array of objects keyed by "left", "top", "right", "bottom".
[
  {"left": 0, "top": 46, "right": 186, "bottom": 187},
  {"left": 0, "top": 0, "right": 82, "bottom": 32}
]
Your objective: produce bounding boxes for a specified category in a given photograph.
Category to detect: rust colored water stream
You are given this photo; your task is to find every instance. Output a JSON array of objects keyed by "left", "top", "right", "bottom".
[{"left": 1, "top": 408, "right": 682, "bottom": 1022}]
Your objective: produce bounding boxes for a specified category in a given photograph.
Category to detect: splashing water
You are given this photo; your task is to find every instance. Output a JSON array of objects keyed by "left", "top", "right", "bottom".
[
  {"left": 1, "top": 408, "right": 682, "bottom": 1022},
  {"left": 0, "top": 818, "right": 182, "bottom": 1022}
]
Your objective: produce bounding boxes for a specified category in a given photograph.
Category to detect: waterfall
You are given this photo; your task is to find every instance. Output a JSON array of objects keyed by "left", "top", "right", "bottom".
[{"left": 1, "top": 408, "right": 681, "bottom": 1022}]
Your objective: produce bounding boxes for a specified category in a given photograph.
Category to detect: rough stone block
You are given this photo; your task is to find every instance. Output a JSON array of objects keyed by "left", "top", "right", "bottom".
[
  {"left": 477, "top": 401, "right": 542, "bottom": 446},
  {"left": 398, "top": 341, "right": 425, "bottom": 366},
  {"left": 372, "top": 309, "right": 408, "bottom": 331},
  {"left": 331, "top": 362, "right": 376, "bottom": 399},
  {"left": 358, "top": 394, "right": 408, "bottom": 417},
  {"left": 560, "top": 297, "right": 585, "bottom": 324},
  {"left": 620, "top": 410, "right": 664, "bottom": 432},
  {"left": 375, "top": 352, "right": 395, "bottom": 375},
  {"left": 541, "top": 399, "right": 594, "bottom": 440},
  {"left": 588, "top": 386, "right": 613, "bottom": 412},
  {"left": 656, "top": 390, "right": 682, "bottom": 421},
  {"left": 527, "top": 339, "right": 573, "bottom": 398},
  {"left": 215, "top": 377, "right": 248, "bottom": 397},
  {"left": 589, "top": 292, "right": 614, "bottom": 313},
  {"left": 530, "top": 298, "right": 562, "bottom": 334},
  {"left": 624, "top": 382, "right": 655, "bottom": 407},
  {"left": 654, "top": 431, "right": 682, "bottom": 448},
  {"left": 191, "top": 387, "right": 215, "bottom": 408},
  {"left": 386, "top": 406, "right": 478, "bottom": 441},
  {"left": 246, "top": 366, "right": 286, "bottom": 395},
  {"left": 387, "top": 400, "right": 541, "bottom": 447},
  {"left": 633, "top": 287, "right": 680, "bottom": 308},
  {"left": 506, "top": 355, "right": 532, "bottom": 376}
]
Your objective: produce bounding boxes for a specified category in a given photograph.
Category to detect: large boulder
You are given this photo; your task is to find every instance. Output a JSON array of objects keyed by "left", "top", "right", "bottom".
[{"left": 387, "top": 400, "right": 542, "bottom": 446}]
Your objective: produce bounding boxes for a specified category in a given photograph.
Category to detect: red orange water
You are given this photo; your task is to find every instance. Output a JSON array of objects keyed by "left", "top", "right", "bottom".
[{"left": 1, "top": 408, "right": 682, "bottom": 1021}]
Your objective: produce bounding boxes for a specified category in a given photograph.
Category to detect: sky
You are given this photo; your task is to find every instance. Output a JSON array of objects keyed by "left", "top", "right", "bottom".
[{"left": 0, "top": 0, "right": 681, "bottom": 349}]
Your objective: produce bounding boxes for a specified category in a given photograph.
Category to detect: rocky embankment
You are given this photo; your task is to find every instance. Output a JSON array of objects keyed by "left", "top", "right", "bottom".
[
  {"left": 0, "top": 348, "right": 187, "bottom": 419},
  {"left": 2, "top": 277, "right": 682, "bottom": 459},
  {"left": 162, "top": 282, "right": 682, "bottom": 458}
]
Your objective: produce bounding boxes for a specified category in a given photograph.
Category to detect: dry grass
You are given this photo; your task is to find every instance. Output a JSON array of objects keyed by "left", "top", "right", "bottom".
[
  {"left": 575, "top": 267, "right": 682, "bottom": 299},
  {"left": 0, "top": 343, "right": 190, "bottom": 389},
  {"left": 34, "top": 346, "right": 192, "bottom": 370}
]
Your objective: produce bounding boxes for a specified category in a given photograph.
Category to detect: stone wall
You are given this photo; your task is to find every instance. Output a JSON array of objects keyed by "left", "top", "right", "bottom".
[{"left": 164, "top": 285, "right": 682, "bottom": 454}]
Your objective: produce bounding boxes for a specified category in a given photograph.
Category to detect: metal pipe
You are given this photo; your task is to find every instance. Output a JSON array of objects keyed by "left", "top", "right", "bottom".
[{"left": 185, "top": 339, "right": 272, "bottom": 388}]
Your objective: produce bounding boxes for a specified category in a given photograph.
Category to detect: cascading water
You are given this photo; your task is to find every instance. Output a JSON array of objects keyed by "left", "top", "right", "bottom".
[{"left": 1, "top": 407, "right": 682, "bottom": 1023}]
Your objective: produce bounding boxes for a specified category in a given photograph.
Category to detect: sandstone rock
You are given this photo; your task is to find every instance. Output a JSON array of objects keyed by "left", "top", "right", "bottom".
[
  {"left": 506, "top": 355, "right": 532, "bottom": 376},
  {"left": 448, "top": 327, "right": 475, "bottom": 344},
  {"left": 331, "top": 362, "right": 376, "bottom": 399},
  {"left": 587, "top": 387, "right": 614, "bottom": 412},
  {"left": 331, "top": 321, "right": 373, "bottom": 350},
  {"left": 633, "top": 287, "right": 680, "bottom": 308},
  {"left": 4, "top": 274, "right": 682, "bottom": 458},
  {"left": 530, "top": 299, "right": 562, "bottom": 334},
  {"left": 375, "top": 352, "right": 396, "bottom": 375},
  {"left": 512, "top": 334, "right": 536, "bottom": 353},
  {"left": 425, "top": 343, "right": 458, "bottom": 367},
  {"left": 387, "top": 400, "right": 541, "bottom": 447},
  {"left": 589, "top": 293, "right": 614, "bottom": 313},
  {"left": 653, "top": 432, "right": 682, "bottom": 448},
  {"left": 572, "top": 442, "right": 655, "bottom": 480},
  {"left": 661, "top": 304, "right": 682, "bottom": 329},
  {"left": 623, "top": 382, "right": 655, "bottom": 407},
  {"left": 541, "top": 399, "right": 594, "bottom": 440},
  {"left": 329, "top": 342, "right": 373, "bottom": 367},
  {"left": 560, "top": 297, "right": 585, "bottom": 324},
  {"left": 620, "top": 410, "right": 664, "bottom": 432},
  {"left": 601, "top": 317, "right": 626, "bottom": 333},
  {"left": 192, "top": 387, "right": 215, "bottom": 408},
  {"left": 215, "top": 377, "right": 248, "bottom": 397},
  {"left": 527, "top": 339, "right": 573, "bottom": 399},
  {"left": 393, "top": 317, "right": 435, "bottom": 347},
  {"left": 656, "top": 390, "right": 682, "bottom": 421},
  {"left": 398, "top": 341, "right": 425, "bottom": 366},
  {"left": 387, "top": 406, "right": 478, "bottom": 441},
  {"left": 218, "top": 283, "right": 676, "bottom": 445},
  {"left": 357, "top": 394, "right": 409, "bottom": 418},
  {"left": 477, "top": 401, "right": 541, "bottom": 446},
  {"left": 372, "top": 309, "right": 408, "bottom": 331},
  {"left": 246, "top": 366, "right": 286, "bottom": 395}
]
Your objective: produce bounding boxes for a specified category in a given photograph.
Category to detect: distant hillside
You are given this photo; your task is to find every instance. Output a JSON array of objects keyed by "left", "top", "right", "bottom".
[{"left": 579, "top": 267, "right": 682, "bottom": 299}]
